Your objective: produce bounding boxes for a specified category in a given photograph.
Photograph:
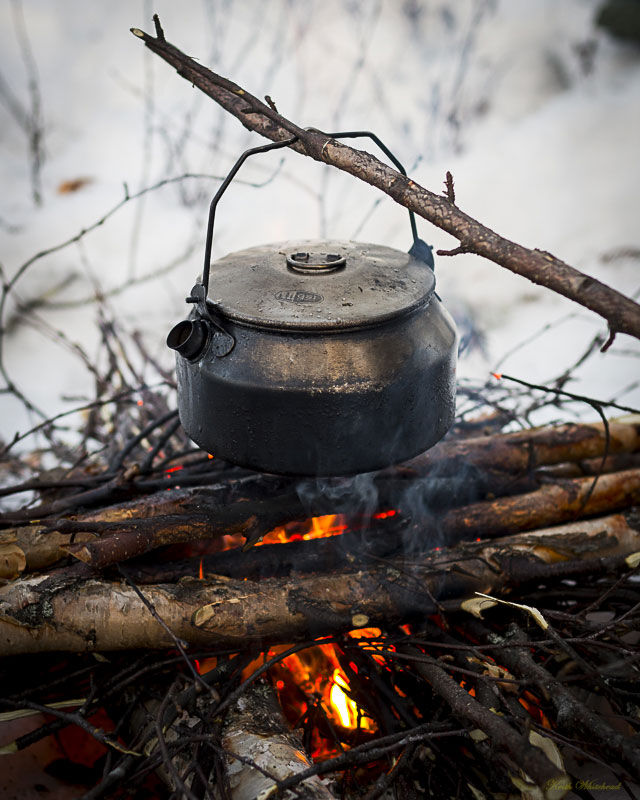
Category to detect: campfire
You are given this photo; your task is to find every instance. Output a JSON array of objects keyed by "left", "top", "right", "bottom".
[
  {"left": 1, "top": 370, "right": 639, "bottom": 798},
  {"left": 1, "top": 15, "right": 640, "bottom": 799}
]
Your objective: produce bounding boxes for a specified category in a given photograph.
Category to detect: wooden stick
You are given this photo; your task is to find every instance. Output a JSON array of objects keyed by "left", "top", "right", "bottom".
[
  {"left": 441, "top": 467, "right": 640, "bottom": 544},
  {"left": 221, "top": 680, "right": 333, "bottom": 799},
  {"left": 130, "top": 25, "right": 640, "bottom": 341},
  {"left": 0, "top": 512, "right": 637, "bottom": 656},
  {"left": 404, "top": 649, "right": 568, "bottom": 799},
  {"left": 403, "top": 417, "right": 640, "bottom": 475}
]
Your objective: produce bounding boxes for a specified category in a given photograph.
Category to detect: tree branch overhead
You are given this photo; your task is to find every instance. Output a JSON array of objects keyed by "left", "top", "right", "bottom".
[{"left": 131, "top": 21, "right": 640, "bottom": 342}]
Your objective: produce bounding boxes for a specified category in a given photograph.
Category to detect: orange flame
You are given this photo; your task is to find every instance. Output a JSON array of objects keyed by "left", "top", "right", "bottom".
[
  {"left": 329, "top": 668, "right": 360, "bottom": 728},
  {"left": 519, "top": 691, "right": 552, "bottom": 729},
  {"left": 194, "top": 510, "right": 399, "bottom": 751},
  {"left": 259, "top": 513, "right": 348, "bottom": 546}
]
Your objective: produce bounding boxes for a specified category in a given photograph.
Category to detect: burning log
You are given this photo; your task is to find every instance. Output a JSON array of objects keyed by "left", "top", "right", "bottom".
[
  {"left": 1, "top": 511, "right": 637, "bottom": 656},
  {"left": 220, "top": 679, "right": 333, "bottom": 799},
  {"left": 27, "top": 464, "right": 640, "bottom": 574}
]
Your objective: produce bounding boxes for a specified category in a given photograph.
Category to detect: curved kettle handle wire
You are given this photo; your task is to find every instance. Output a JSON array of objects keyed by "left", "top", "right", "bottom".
[{"left": 199, "top": 130, "right": 420, "bottom": 299}]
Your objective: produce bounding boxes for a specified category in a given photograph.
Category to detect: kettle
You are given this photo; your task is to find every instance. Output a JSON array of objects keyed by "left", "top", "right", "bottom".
[{"left": 167, "top": 131, "right": 457, "bottom": 476}]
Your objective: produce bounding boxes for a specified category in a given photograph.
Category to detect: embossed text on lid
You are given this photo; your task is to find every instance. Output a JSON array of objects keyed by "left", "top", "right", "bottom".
[{"left": 207, "top": 240, "right": 435, "bottom": 331}]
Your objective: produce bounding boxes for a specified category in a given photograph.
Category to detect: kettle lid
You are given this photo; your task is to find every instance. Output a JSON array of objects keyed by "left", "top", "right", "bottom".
[{"left": 207, "top": 239, "right": 436, "bottom": 331}]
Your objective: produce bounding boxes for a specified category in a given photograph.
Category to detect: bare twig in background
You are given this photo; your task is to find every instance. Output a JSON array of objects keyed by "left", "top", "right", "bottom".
[{"left": 0, "top": 0, "right": 45, "bottom": 205}]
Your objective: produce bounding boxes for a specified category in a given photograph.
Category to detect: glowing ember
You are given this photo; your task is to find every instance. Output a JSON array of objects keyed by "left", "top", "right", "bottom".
[
  {"left": 373, "top": 509, "right": 397, "bottom": 520},
  {"left": 195, "top": 656, "right": 218, "bottom": 675},
  {"left": 519, "top": 691, "right": 552, "bottom": 729}
]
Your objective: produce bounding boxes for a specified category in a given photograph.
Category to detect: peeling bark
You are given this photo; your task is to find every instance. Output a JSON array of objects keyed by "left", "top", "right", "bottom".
[
  {"left": 221, "top": 680, "right": 332, "bottom": 800},
  {"left": 1, "top": 512, "right": 637, "bottom": 656}
]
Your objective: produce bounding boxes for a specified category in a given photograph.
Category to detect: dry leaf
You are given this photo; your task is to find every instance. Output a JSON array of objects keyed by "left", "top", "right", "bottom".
[
  {"left": 57, "top": 177, "right": 93, "bottom": 194},
  {"left": 475, "top": 592, "right": 548, "bottom": 630},
  {"left": 625, "top": 551, "right": 640, "bottom": 569},
  {"left": 529, "top": 730, "right": 564, "bottom": 771},
  {"left": 0, "top": 543, "right": 26, "bottom": 580},
  {"left": 461, "top": 595, "right": 497, "bottom": 618}
]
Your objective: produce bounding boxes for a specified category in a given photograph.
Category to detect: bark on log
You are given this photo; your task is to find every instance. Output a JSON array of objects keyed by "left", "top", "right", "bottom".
[
  {"left": 57, "top": 466, "right": 640, "bottom": 570},
  {"left": 130, "top": 24, "right": 640, "bottom": 341},
  {"left": 403, "top": 417, "right": 640, "bottom": 475},
  {"left": 0, "top": 526, "right": 95, "bottom": 581},
  {"left": 221, "top": 680, "right": 332, "bottom": 800},
  {"left": 0, "top": 511, "right": 637, "bottom": 656},
  {"left": 441, "top": 467, "right": 640, "bottom": 544}
]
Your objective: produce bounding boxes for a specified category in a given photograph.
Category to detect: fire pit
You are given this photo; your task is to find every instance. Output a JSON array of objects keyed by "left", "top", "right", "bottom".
[{"left": 1, "top": 381, "right": 639, "bottom": 798}]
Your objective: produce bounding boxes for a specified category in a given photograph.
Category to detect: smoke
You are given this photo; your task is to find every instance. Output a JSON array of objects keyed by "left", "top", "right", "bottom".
[
  {"left": 296, "top": 454, "right": 492, "bottom": 559},
  {"left": 296, "top": 471, "right": 380, "bottom": 527}
]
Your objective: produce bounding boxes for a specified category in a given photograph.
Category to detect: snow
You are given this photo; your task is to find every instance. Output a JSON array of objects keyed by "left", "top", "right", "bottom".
[{"left": 0, "top": 0, "right": 639, "bottom": 447}]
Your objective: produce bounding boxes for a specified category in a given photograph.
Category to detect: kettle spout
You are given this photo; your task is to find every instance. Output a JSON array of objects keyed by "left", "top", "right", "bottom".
[{"left": 166, "top": 319, "right": 209, "bottom": 360}]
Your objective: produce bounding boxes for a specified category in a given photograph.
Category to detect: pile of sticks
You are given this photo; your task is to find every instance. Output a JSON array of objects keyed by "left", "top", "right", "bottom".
[{"left": 0, "top": 413, "right": 639, "bottom": 799}]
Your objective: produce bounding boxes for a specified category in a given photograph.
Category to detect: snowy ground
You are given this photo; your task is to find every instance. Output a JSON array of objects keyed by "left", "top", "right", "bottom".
[{"left": 0, "top": 0, "right": 639, "bottom": 449}]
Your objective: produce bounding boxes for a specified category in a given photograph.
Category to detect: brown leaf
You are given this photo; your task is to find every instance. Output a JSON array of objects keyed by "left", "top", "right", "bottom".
[{"left": 57, "top": 177, "right": 93, "bottom": 194}]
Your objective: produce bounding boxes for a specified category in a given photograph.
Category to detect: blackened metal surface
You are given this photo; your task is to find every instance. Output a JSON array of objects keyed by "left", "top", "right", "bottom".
[
  {"left": 175, "top": 296, "right": 457, "bottom": 476},
  {"left": 206, "top": 240, "right": 436, "bottom": 331}
]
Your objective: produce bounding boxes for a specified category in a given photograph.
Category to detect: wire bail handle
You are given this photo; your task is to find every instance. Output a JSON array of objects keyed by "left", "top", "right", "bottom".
[{"left": 192, "top": 129, "right": 430, "bottom": 304}]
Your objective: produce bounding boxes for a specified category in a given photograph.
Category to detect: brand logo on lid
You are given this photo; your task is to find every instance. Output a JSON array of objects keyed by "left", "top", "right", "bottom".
[{"left": 275, "top": 290, "right": 323, "bottom": 304}]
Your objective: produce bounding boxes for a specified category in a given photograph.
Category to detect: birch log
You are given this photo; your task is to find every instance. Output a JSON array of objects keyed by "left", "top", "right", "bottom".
[
  {"left": 221, "top": 680, "right": 332, "bottom": 800},
  {"left": 0, "top": 512, "right": 637, "bottom": 656}
]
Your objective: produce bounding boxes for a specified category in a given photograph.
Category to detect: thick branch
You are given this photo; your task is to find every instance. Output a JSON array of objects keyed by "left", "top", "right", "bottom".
[
  {"left": 130, "top": 25, "right": 640, "bottom": 341},
  {"left": 1, "top": 511, "right": 637, "bottom": 655}
]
